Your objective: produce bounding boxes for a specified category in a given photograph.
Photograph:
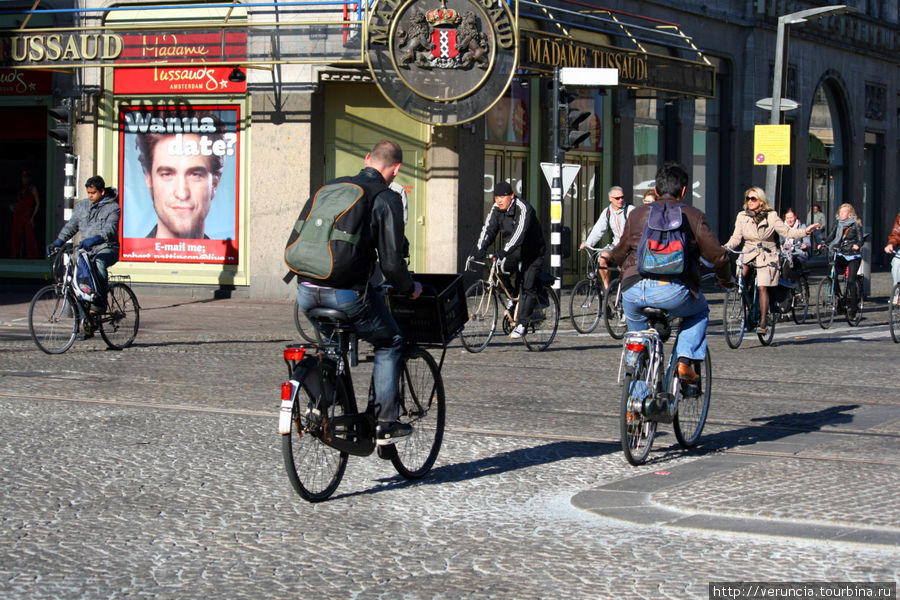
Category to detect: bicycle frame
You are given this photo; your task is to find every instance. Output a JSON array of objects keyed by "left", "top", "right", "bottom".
[
  {"left": 467, "top": 256, "right": 523, "bottom": 325},
  {"left": 617, "top": 316, "right": 679, "bottom": 423},
  {"left": 728, "top": 247, "right": 763, "bottom": 327}
]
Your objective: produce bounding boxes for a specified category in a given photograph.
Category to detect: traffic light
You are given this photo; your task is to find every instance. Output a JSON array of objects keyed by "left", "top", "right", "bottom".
[
  {"left": 48, "top": 104, "right": 71, "bottom": 148},
  {"left": 557, "top": 87, "right": 591, "bottom": 151}
]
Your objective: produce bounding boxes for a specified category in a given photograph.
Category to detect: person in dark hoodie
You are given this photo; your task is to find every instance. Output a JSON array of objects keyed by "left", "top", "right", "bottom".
[{"left": 47, "top": 175, "right": 120, "bottom": 320}]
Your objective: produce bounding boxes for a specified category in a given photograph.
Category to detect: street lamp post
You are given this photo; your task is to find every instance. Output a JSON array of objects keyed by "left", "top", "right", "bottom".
[{"left": 764, "top": 5, "right": 852, "bottom": 210}]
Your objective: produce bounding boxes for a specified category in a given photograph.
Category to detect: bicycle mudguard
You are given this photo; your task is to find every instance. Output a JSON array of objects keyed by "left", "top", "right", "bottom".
[{"left": 278, "top": 356, "right": 319, "bottom": 435}]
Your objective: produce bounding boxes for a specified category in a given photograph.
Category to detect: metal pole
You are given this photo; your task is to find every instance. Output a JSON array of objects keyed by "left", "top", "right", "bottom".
[
  {"left": 549, "top": 68, "right": 562, "bottom": 290},
  {"left": 764, "top": 16, "right": 787, "bottom": 208}
]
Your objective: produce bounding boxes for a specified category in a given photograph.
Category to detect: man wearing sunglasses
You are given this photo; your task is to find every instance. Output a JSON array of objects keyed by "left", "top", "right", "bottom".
[{"left": 580, "top": 186, "right": 634, "bottom": 290}]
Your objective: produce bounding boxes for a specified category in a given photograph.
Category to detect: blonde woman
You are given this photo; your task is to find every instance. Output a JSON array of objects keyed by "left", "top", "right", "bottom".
[
  {"left": 819, "top": 203, "right": 864, "bottom": 318},
  {"left": 724, "top": 187, "right": 821, "bottom": 334}
]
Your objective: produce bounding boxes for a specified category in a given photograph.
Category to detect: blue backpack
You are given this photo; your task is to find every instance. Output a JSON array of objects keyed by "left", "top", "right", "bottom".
[{"left": 636, "top": 202, "right": 690, "bottom": 276}]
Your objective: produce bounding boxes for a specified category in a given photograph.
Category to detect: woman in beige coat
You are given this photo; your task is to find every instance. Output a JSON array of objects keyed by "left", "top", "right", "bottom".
[{"left": 724, "top": 187, "right": 821, "bottom": 333}]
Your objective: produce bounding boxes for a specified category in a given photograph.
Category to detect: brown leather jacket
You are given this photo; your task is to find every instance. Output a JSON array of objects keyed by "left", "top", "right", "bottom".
[
  {"left": 889, "top": 212, "right": 900, "bottom": 247},
  {"left": 609, "top": 194, "right": 731, "bottom": 297}
]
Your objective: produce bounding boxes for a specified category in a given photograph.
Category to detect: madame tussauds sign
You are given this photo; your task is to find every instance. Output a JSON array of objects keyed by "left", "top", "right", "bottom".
[
  {"left": 1, "top": 33, "right": 123, "bottom": 63},
  {"left": 367, "top": 0, "right": 518, "bottom": 124}
]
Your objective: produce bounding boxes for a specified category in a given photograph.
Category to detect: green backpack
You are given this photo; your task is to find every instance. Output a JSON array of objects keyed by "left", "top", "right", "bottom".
[{"left": 284, "top": 176, "right": 385, "bottom": 288}]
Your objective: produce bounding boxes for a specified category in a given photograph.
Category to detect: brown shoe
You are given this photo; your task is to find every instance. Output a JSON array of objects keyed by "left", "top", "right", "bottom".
[{"left": 676, "top": 361, "right": 700, "bottom": 385}]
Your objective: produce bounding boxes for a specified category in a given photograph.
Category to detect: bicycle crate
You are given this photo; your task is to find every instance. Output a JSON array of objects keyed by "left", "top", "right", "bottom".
[{"left": 390, "top": 273, "right": 468, "bottom": 346}]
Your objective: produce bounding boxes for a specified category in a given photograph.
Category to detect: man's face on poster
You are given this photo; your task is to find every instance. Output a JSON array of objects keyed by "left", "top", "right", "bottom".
[{"left": 145, "top": 133, "right": 221, "bottom": 239}]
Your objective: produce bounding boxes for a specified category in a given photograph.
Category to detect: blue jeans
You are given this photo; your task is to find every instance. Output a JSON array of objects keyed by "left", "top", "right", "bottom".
[
  {"left": 622, "top": 279, "right": 709, "bottom": 361},
  {"left": 90, "top": 248, "right": 118, "bottom": 310},
  {"left": 296, "top": 284, "right": 404, "bottom": 423},
  {"left": 892, "top": 254, "right": 900, "bottom": 287}
]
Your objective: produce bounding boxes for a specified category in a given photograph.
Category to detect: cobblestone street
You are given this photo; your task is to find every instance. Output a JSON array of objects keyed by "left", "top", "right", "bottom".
[{"left": 1, "top": 274, "right": 897, "bottom": 598}]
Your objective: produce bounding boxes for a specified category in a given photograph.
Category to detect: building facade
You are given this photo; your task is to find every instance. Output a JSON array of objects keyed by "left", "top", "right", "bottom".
[{"left": 1, "top": 0, "right": 897, "bottom": 297}]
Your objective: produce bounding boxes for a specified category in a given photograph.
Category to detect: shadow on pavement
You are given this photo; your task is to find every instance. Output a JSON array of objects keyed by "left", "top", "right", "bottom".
[{"left": 335, "top": 439, "right": 618, "bottom": 500}]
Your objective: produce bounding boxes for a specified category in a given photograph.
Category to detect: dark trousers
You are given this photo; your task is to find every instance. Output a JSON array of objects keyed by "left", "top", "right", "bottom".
[
  {"left": 835, "top": 256, "right": 861, "bottom": 301},
  {"left": 515, "top": 255, "right": 545, "bottom": 325}
]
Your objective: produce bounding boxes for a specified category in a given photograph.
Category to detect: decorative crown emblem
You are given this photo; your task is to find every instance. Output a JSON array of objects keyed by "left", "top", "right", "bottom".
[{"left": 426, "top": 0, "right": 460, "bottom": 26}]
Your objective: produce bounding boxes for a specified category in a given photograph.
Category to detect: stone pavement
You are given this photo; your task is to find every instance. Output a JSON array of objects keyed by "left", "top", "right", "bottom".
[{"left": 0, "top": 271, "right": 897, "bottom": 598}]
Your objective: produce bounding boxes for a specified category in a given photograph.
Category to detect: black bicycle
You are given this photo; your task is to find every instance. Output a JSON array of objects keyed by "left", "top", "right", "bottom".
[
  {"left": 778, "top": 249, "right": 810, "bottom": 325},
  {"left": 815, "top": 246, "right": 866, "bottom": 329},
  {"left": 29, "top": 242, "right": 140, "bottom": 354},
  {"left": 279, "top": 287, "right": 452, "bottom": 502}
]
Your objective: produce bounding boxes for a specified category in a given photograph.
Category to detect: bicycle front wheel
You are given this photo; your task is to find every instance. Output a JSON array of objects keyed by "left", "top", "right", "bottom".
[
  {"left": 816, "top": 277, "right": 836, "bottom": 329},
  {"left": 603, "top": 280, "right": 627, "bottom": 340},
  {"left": 523, "top": 288, "right": 559, "bottom": 352},
  {"left": 791, "top": 276, "right": 809, "bottom": 325},
  {"left": 99, "top": 283, "right": 140, "bottom": 350},
  {"left": 723, "top": 288, "right": 746, "bottom": 349},
  {"left": 390, "top": 347, "right": 445, "bottom": 479},
  {"left": 890, "top": 283, "right": 900, "bottom": 343},
  {"left": 460, "top": 280, "right": 497, "bottom": 353},
  {"left": 282, "top": 365, "right": 349, "bottom": 502},
  {"left": 292, "top": 298, "right": 319, "bottom": 344},
  {"left": 620, "top": 354, "right": 657, "bottom": 466},
  {"left": 846, "top": 279, "right": 864, "bottom": 327},
  {"left": 29, "top": 285, "right": 78, "bottom": 354},
  {"left": 569, "top": 278, "right": 601, "bottom": 334},
  {"left": 673, "top": 353, "right": 711, "bottom": 448}
]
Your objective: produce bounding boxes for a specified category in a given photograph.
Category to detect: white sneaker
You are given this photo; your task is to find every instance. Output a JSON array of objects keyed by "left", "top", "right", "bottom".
[{"left": 510, "top": 324, "right": 526, "bottom": 339}]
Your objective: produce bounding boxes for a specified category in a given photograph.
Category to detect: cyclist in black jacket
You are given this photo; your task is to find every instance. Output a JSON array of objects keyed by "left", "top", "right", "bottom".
[{"left": 470, "top": 181, "right": 547, "bottom": 339}]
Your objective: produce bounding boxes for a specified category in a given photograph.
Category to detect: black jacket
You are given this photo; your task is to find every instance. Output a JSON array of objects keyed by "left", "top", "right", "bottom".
[
  {"left": 358, "top": 167, "right": 415, "bottom": 294},
  {"left": 475, "top": 197, "right": 546, "bottom": 262},
  {"left": 822, "top": 220, "right": 864, "bottom": 256}
]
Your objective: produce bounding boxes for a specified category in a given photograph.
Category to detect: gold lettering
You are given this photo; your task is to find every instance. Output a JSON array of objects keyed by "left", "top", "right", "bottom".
[
  {"left": 61, "top": 35, "right": 80, "bottom": 60},
  {"left": 28, "top": 37, "right": 45, "bottom": 62},
  {"left": 46, "top": 35, "right": 62, "bottom": 60},
  {"left": 102, "top": 34, "right": 122, "bottom": 59},
  {"left": 10, "top": 37, "right": 27, "bottom": 61},
  {"left": 80, "top": 34, "right": 99, "bottom": 60}
]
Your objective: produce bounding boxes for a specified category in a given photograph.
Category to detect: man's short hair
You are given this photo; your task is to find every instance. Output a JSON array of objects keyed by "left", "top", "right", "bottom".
[
  {"left": 135, "top": 110, "right": 227, "bottom": 178},
  {"left": 654, "top": 162, "right": 689, "bottom": 198},
  {"left": 607, "top": 186, "right": 623, "bottom": 197},
  {"left": 368, "top": 140, "right": 402, "bottom": 168},
  {"left": 85, "top": 175, "right": 105, "bottom": 191}
]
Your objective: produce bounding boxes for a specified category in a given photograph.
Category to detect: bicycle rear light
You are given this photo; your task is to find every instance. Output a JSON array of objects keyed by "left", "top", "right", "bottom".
[
  {"left": 283, "top": 347, "right": 306, "bottom": 361},
  {"left": 281, "top": 382, "right": 293, "bottom": 400},
  {"left": 626, "top": 342, "right": 645, "bottom": 352}
]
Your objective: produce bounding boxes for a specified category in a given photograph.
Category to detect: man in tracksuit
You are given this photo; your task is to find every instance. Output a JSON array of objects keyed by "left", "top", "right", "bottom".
[
  {"left": 47, "top": 175, "right": 120, "bottom": 334},
  {"left": 471, "top": 181, "right": 547, "bottom": 339}
]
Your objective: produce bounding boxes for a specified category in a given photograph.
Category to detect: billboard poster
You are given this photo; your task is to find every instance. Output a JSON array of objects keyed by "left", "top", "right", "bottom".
[{"left": 118, "top": 104, "right": 240, "bottom": 264}]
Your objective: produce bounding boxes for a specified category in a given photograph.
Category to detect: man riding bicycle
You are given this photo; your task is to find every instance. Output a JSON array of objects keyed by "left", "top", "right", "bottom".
[
  {"left": 293, "top": 140, "right": 422, "bottom": 445},
  {"left": 470, "top": 181, "right": 547, "bottom": 339},
  {"left": 609, "top": 163, "right": 732, "bottom": 383},
  {"left": 580, "top": 185, "right": 634, "bottom": 290},
  {"left": 46, "top": 175, "right": 120, "bottom": 336}
]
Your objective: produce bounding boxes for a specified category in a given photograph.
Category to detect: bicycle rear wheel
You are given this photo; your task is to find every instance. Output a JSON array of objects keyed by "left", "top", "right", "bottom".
[
  {"left": 569, "top": 278, "right": 601, "bottom": 334},
  {"left": 29, "top": 285, "right": 78, "bottom": 354},
  {"left": 791, "top": 276, "right": 809, "bottom": 325},
  {"left": 673, "top": 353, "right": 711, "bottom": 448},
  {"left": 620, "top": 354, "right": 657, "bottom": 466},
  {"left": 292, "top": 299, "right": 319, "bottom": 344},
  {"left": 890, "top": 283, "right": 900, "bottom": 343},
  {"left": 99, "top": 283, "right": 140, "bottom": 350},
  {"left": 282, "top": 364, "right": 349, "bottom": 502},
  {"left": 390, "top": 347, "right": 445, "bottom": 479},
  {"left": 523, "top": 288, "right": 559, "bottom": 352},
  {"left": 460, "top": 280, "right": 497, "bottom": 353},
  {"left": 603, "top": 280, "right": 627, "bottom": 340},
  {"left": 846, "top": 279, "right": 864, "bottom": 326},
  {"left": 816, "top": 277, "right": 836, "bottom": 329},
  {"left": 723, "top": 288, "right": 745, "bottom": 349},
  {"left": 757, "top": 305, "right": 776, "bottom": 346}
]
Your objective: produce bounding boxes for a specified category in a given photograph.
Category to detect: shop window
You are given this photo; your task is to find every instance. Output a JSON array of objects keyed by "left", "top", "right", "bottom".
[
  {"left": 484, "top": 80, "right": 530, "bottom": 145},
  {"left": 633, "top": 93, "right": 659, "bottom": 203},
  {"left": 1, "top": 107, "right": 48, "bottom": 260}
]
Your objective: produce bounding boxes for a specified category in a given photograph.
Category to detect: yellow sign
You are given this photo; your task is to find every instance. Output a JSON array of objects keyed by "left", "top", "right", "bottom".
[{"left": 753, "top": 124, "right": 791, "bottom": 165}]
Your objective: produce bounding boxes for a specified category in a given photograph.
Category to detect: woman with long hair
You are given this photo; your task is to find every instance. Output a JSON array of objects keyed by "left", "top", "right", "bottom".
[
  {"left": 724, "top": 187, "right": 821, "bottom": 334},
  {"left": 819, "top": 203, "right": 864, "bottom": 317}
]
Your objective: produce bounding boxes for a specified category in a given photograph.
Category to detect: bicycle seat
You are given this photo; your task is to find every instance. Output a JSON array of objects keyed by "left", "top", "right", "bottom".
[
  {"left": 306, "top": 307, "right": 353, "bottom": 327},
  {"left": 640, "top": 307, "right": 669, "bottom": 320}
]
